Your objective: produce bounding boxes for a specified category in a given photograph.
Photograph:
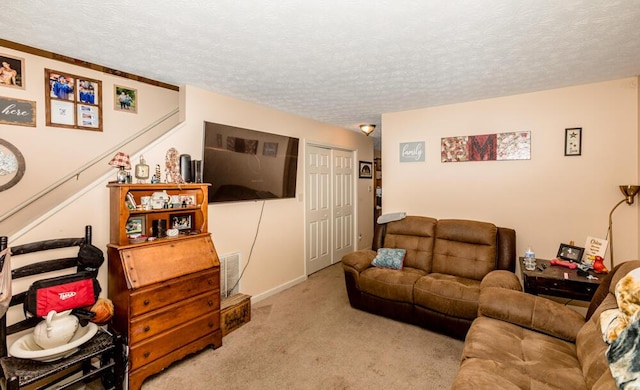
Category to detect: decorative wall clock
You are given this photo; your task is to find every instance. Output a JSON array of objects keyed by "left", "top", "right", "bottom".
[{"left": 0, "top": 138, "right": 25, "bottom": 192}]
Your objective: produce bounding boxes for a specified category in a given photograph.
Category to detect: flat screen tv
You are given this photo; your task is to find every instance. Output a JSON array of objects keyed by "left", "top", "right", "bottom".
[{"left": 202, "top": 121, "right": 300, "bottom": 203}]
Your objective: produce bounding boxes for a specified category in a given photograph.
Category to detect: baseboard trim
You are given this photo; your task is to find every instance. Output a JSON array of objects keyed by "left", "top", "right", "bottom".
[{"left": 251, "top": 274, "right": 307, "bottom": 304}]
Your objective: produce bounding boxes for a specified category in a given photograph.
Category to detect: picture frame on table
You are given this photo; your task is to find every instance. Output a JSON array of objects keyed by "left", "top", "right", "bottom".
[
  {"left": 359, "top": 161, "right": 373, "bottom": 179},
  {"left": 557, "top": 243, "right": 585, "bottom": 262},
  {"left": 125, "top": 217, "right": 145, "bottom": 235},
  {"left": 564, "top": 127, "right": 582, "bottom": 156},
  {"left": 170, "top": 213, "right": 193, "bottom": 231}
]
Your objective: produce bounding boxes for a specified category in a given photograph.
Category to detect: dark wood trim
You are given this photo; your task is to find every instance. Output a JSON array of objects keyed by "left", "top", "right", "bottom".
[{"left": 0, "top": 39, "right": 179, "bottom": 91}]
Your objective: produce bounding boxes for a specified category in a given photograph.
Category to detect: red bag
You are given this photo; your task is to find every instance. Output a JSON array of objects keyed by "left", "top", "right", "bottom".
[{"left": 24, "top": 271, "right": 101, "bottom": 317}]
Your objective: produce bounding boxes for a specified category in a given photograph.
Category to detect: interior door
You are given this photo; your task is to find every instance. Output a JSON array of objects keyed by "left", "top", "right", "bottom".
[
  {"left": 332, "top": 149, "right": 355, "bottom": 263},
  {"left": 305, "top": 145, "right": 331, "bottom": 274}
]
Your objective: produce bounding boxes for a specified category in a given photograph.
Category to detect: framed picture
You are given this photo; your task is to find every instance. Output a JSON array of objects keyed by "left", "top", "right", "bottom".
[
  {"left": 170, "top": 213, "right": 193, "bottom": 231},
  {"left": 359, "top": 161, "right": 373, "bottom": 179},
  {"left": 0, "top": 53, "right": 25, "bottom": 89},
  {"left": 125, "top": 217, "right": 145, "bottom": 235},
  {"left": 114, "top": 85, "right": 137, "bottom": 113},
  {"left": 179, "top": 194, "right": 196, "bottom": 207},
  {"left": 45, "top": 69, "right": 103, "bottom": 131},
  {"left": 564, "top": 127, "right": 582, "bottom": 156},
  {"left": 557, "top": 243, "right": 585, "bottom": 262},
  {"left": 263, "top": 142, "right": 278, "bottom": 157}
]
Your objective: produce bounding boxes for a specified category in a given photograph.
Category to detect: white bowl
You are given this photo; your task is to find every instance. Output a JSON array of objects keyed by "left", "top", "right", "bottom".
[{"left": 9, "top": 322, "right": 98, "bottom": 362}]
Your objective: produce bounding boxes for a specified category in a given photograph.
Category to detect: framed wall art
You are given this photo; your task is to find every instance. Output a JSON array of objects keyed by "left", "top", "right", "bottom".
[
  {"left": 0, "top": 138, "right": 26, "bottom": 192},
  {"left": 359, "top": 161, "right": 373, "bottom": 178},
  {"left": 565, "top": 127, "right": 582, "bottom": 156},
  {"left": 114, "top": 85, "right": 137, "bottom": 113},
  {"left": 45, "top": 69, "right": 103, "bottom": 131},
  {"left": 0, "top": 53, "right": 25, "bottom": 89}
]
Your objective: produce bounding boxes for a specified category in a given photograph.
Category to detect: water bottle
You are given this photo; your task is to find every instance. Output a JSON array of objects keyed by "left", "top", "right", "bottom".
[{"left": 524, "top": 247, "right": 536, "bottom": 271}]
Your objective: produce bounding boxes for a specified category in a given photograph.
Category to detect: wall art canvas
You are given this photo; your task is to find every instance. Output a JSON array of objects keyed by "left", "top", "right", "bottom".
[
  {"left": 441, "top": 131, "right": 530, "bottom": 162},
  {"left": 399, "top": 141, "right": 425, "bottom": 162}
]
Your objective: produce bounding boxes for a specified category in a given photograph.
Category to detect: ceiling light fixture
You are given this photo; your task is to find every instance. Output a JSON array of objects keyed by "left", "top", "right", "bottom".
[{"left": 360, "top": 124, "right": 376, "bottom": 136}]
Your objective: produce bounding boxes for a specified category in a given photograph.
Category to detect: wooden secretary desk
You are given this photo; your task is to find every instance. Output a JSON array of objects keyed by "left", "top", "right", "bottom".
[{"left": 106, "top": 183, "right": 222, "bottom": 390}]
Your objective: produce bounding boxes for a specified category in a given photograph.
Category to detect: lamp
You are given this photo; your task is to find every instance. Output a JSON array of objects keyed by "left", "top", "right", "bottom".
[
  {"left": 360, "top": 124, "right": 376, "bottom": 136},
  {"left": 607, "top": 184, "right": 640, "bottom": 268},
  {"left": 108, "top": 152, "right": 131, "bottom": 183}
]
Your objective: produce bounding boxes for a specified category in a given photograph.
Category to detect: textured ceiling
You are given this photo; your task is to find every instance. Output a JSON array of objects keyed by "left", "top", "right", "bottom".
[{"left": 3, "top": 1, "right": 640, "bottom": 141}]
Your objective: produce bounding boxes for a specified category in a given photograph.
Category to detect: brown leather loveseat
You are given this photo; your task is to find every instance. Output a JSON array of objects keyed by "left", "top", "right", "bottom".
[
  {"left": 452, "top": 260, "right": 640, "bottom": 389},
  {"left": 342, "top": 216, "right": 519, "bottom": 339}
]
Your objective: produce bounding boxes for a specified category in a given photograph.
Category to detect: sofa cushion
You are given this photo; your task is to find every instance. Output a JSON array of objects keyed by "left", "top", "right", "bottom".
[
  {"left": 371, "top": 248, "right": 406, "bottom": 270},
  {"left": 453, "top": 316, "right": 587, "bottom": 389},
  {"left": 359, "top": 267, "right": 426, "bottom": 303},
  {"left": 432, "top": 219, "right": 497, "bottom": 280},
  {"left": 382, "top": 216, "right": 436, "bottom": 272},
  {"left": 413, "top": 273, "right": 480, "bottom": 320},
  {"left": 479, "top": 287, "right": 584, "bottom": 342}
]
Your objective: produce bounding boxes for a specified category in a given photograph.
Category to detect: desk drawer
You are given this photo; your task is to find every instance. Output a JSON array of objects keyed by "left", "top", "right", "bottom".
[
  {"left": 130, "top": 292, "right": 220, "bottom": 343},
  {"left": 533, "top": 277, "right": 597, "bottom": 301},
  {"left": 130, "top": 269, "right": 219, "bottom": 316},
  {"left": 129, "top": 314, "right": 219, "bottom": 371}
]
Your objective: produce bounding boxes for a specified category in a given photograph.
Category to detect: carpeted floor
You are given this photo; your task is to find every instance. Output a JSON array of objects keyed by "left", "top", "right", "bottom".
[{"left": 141, "top": 262, "right": 464, "bottom": 389}]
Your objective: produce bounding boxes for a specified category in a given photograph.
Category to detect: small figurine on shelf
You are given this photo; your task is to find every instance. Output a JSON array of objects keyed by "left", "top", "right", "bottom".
[
  {"left": 165, "top": 147, "right": 185, "bottom": 184},
  {"left": 151, "top": 164, "right": 161, "bottom": 184},
  {"left": 593, "top": 256, "right": 609, "bottom": 274}
]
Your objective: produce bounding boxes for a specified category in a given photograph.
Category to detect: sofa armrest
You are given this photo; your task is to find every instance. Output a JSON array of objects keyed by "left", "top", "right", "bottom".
[
  {"left": 480, "top": 270, "right": 522, "bottom": 291},
  {"left": 479, "top": 287, "right": 585, "bottom": 342},
  {"left": 341, "top": 249, "right": 376, "bottom": 273}
]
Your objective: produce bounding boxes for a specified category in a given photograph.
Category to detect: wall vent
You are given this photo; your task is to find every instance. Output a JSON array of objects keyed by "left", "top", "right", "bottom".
[{"left": 220, "top": 252, "right": 240, "bottom": 298}]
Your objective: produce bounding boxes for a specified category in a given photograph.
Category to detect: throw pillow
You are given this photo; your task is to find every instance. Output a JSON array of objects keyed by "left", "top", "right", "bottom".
[
  {"left": 372, "top": 248, "right": 406, "bottom": 270},
  {"left": 601, "top": 267, "right": 640, "bottom": 343},
  {"left": 606, "top": 313, "right": 640, "bottom": 389}
]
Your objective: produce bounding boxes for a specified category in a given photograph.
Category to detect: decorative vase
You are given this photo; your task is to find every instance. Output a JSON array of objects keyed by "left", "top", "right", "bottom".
[{"left": 33, "top": 310, "right": 79, "bottom": 349}]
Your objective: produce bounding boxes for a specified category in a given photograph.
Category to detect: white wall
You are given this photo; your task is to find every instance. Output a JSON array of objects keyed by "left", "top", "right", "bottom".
[
  {"left": 8, "top": 84, "right": 374, "bottom": 307},
  {"left": 382, "top": 78, "right": 640, "bottom": 269},
  {"left": 0, "top": 45, "right": 179, "bottom": 216},
  {"left": 181, "top": 85, "right": 374, "bottom": 300}
]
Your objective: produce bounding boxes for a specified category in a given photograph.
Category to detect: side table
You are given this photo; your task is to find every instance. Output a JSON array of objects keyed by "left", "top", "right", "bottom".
[{"left": 520, "top": 258, "right": 602, "bottom": 302}]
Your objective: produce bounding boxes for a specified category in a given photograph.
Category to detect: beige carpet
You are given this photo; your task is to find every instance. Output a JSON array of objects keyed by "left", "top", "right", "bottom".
[{"left": 141, "top": 263, "right": 464, "bottom": 389}]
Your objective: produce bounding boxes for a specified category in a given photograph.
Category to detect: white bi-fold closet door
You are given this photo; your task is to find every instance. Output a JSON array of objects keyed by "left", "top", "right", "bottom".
[{"left": 305, "top": 145, "right": 355, "bottom": 275}]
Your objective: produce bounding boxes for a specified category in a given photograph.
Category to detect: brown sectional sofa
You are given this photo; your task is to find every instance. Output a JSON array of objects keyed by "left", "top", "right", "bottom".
[
  {"left": 452, "top": 260, "right": 640, "bottom": 389},
  {"left": 341, "top": 216, "right": 519, "bottom": 339}
]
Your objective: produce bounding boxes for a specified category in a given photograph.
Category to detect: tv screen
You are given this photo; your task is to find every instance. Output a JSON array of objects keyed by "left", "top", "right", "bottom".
[{"left": 202, "top": 121, "right": 300, "bottom": 203}]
